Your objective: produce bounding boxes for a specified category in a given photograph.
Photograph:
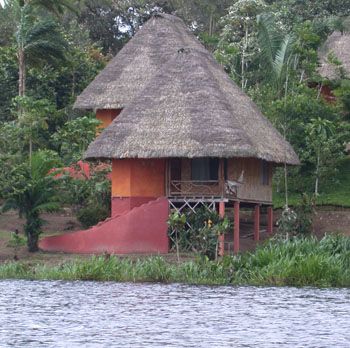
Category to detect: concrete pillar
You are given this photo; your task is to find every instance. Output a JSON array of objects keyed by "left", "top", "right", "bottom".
[
  {"left": 234, "top": 201, "right": 240, "bottom": 253},
  {"left": 268, "top": 206, "right": 273, "bottom": 235},
  {"left": 219, "top": 201, "right": 225, "bottom": 256},
  {"left": 254, "top": 205, "right": 260, "bottom": 241}
]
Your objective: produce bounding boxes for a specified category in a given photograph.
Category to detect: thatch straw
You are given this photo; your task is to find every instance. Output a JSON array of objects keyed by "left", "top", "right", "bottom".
[
  {"left": 318, "top": 31, "right": 350, "bottom": 80},
  {"left": 74, "top": 14, "right": 206, "bottom": 110},
  {"left": 83, "top": 44, "right": 299, "bottom": 165}
]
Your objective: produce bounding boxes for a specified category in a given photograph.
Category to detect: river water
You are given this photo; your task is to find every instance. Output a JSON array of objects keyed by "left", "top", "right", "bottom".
[{"left": 0, "top": 280, "right": 349, "bottom": 348}]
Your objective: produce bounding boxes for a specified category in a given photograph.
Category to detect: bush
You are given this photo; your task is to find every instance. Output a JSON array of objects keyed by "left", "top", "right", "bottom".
[
  {"left": 76, "top": 204, "right": 110, "bottom": 229},
  {"left": 167, "top": 206, "right": 231, "bottom": 260},
  {"left": 277, "top": 193, "right": 316, "bottom": 235}
]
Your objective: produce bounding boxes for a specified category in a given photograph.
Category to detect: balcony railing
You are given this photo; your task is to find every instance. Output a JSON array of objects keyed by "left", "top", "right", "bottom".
[{"left": 169, "top": 180, "right": 221, "bottom": 196}]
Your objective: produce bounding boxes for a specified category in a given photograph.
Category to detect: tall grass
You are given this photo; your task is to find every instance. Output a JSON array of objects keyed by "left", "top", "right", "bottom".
[{"left": 1, "top": 234, "right": 350, "bottom": 287}]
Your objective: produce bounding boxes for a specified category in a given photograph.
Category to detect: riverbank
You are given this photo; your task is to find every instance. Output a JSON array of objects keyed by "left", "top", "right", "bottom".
[
  {"left": 1, "top": 234, "right": 350, "bottom": 287},
  {"left": 1, "top": 206, "right": 350, "bottom": 264}
]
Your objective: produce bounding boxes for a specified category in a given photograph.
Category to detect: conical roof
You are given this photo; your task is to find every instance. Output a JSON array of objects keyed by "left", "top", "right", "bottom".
[
  {"left": 318, "top": 31, "right": 350, "bottom": 80},
  {"left": 74, "top": 13, "right": 206, "bottom": 110},
  {"left": 84, "top": 46, "right": 299, "bottom": 165}
]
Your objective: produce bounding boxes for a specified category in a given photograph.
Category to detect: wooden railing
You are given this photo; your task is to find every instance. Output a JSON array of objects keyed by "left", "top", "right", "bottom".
[{"left": 169, "top": 180, "right": 221, "bottom": 196}]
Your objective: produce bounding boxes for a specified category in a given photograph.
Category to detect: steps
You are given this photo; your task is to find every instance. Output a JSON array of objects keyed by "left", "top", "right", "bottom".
[{"left": 39, "top": 197, "right": 169, "bottom": 254}]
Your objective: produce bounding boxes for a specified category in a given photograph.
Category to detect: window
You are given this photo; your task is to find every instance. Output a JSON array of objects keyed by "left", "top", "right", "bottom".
[
  {"left": 191, "top": 158, "right": 219, "bottom": 181},
  {"left": 261, "top": 161, "right": 270, "bottom": 185}
]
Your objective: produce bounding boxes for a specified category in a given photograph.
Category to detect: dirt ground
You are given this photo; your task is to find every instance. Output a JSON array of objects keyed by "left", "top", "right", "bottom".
[{"left": 0, "top": 207, "right": 350, "bottom": 264}]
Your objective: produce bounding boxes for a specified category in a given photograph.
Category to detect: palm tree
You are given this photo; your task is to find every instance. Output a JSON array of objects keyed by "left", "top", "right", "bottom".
[
  {"left": 1, "top": 150, "right": 62, "bottom": 252},
  {"left": 257, "top": 14, "right": 295, "bottom": 93},
  {"left": 16, "top": 2, "right": 67, "bottom": 97},
  {"left": 20, "top": 0, "right": 76, "bottom": 19}
]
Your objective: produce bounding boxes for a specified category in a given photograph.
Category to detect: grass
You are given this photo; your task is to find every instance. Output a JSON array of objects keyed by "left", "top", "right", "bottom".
[
  {"left": 273, "top": 158, "right": 350, "bottom": 208},
  {"left": 1, "top": 234, "right": 350, "bottom": 287}
]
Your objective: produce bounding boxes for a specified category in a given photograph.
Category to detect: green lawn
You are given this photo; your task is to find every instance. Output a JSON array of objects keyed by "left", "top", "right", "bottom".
[{"left": 273, "top": 157, "right": 350, "bottom": 208}]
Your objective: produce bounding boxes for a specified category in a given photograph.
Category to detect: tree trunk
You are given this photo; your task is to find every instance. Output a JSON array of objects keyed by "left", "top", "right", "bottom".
[
  {"left": 29, "top": 120, "right": 32, "bottom": 164},
  {"left": 315, "top": 147, "right": 320, "bottom": 195},
  {"left": 241, "top": 24, "right": 248, "bottom": 90},
  {"left": 18, "top": 45, "right": 26, "bottom": 97},
  {"left": 27, "top": 233, "right": 39, "bottom": 252}
]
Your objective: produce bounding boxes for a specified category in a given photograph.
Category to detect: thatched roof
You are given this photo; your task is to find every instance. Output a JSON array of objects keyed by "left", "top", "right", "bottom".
[
  {"left": 74, "top": 14, "right": 206, "bottom": 110},
  {"left": 83, "top": 38, "right": 299, "bottom": 164},
  {"left": 318, "top": 31, "right": 350, "bottom": 80}
]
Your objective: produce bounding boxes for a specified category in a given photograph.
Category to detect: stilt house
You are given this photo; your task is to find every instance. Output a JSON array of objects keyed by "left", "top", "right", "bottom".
[{"left": 40, "top": 14, "right": 299, "bottom": 255}]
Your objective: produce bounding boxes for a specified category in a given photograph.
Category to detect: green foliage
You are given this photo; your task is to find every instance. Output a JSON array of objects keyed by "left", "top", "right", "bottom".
[
  {"left": 333, "top": 80, "right": 350, "bottom": 119},
  {"left": 60, "top": 161, "right": 111, "bottom": 217},
  {"left": 12, "top": 96, "right": 56, "bottom": 158},
  {"left": 76, "top": 204, "right": 110, "bottom": 229},
  {"left": 0, "top": 45, "right": 18, "bottom": 119},
  {"left": 218, "top": 0, "right": 266, "bottom": 88},
  {"left": 6, "top": 229, "right": 25, "bottom": 260},
  {"left": 167, "top": 211, "right": 187, "bottom": 262},
  {"left": 168, "top": 207, "right": 231, "bottom": 261},
  {"left": 51, "top": 115, "right": 102, "bottom": 165},
  {"left": 2, "top": 234, "right": 350, "bottom": 287},
  {"left": 276, "top": 207, "right": 297, "bottom": 234},
  {"left": 1, "top": 150, "right": 62, "bottom": 252},
  {"left": 302, "top": 117, "right": 343, "bottom": 194},
  {"left": 277, "top": 193, "right": 316, "bottom": 235}
]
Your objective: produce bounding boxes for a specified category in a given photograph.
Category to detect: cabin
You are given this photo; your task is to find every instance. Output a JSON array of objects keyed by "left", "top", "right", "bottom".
[
  {"left": 39, "top": 14, "right": 299, "bottom": 255},
  {"left": 317, "top": 31, "right": 350, "bottom": 102}
]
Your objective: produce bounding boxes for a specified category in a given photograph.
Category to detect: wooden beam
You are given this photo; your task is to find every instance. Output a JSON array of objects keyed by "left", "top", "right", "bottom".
[
  {"left": 254, "top": 205, "right": 260, "bottom": 241},
  {"left": 268, "top": 207, "right": 273, "bottom": 235},
  {"left": 219, "top": 201, "right": 225, "bottom": 256},
  {"left": 234, "top": 201, "right": 240, "bottom": 253}
]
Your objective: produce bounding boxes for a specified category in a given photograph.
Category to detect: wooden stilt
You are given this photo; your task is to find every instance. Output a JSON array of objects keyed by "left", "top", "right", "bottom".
[
  {"left": 234, "top": 201, "right": 240, "bottom": 253},
  {"left": 254, "top": 205, "right": 260, "bottom": 241},
  {"left": 218, "top": 201, "right": 225, "bottom": 256},
  {"left": 268, "top": 206, "right": 273, "bottom": 235}
]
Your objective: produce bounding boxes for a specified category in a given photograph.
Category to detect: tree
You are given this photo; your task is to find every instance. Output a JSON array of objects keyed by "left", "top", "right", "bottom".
[
  {"left": 51, "top": 115, "right": 102, "bottom": 165},
  {"left": 13, "top": 96, "right": 55, "bottom": 162},
  {"left": 218, "top": 0, "right": 266, "bottom": 89},
  {"left": 303, "top": 118, "right": 342, "bottom": 195},
  {"left": 1, "top": 150, "right": 62, "bottom": 252},
  {"left": 256, "top": 14, "right": 295, "bottom": 92},
  {"left": 16, "top": 2, "right": 67, "bottom": 97}
]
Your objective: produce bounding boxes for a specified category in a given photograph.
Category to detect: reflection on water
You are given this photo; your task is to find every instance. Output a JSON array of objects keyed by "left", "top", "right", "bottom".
[{"left": 0, "top": 280, "right": 350, "bottom": 347}]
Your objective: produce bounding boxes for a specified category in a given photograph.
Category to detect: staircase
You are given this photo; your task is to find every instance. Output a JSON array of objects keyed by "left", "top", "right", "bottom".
[{"left": 39, "top": 197, "right": 169, "bottom": 254}]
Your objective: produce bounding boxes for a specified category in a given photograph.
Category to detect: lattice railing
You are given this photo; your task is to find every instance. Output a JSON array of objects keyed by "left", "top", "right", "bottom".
[
  {"left": 169, "top": 180, "right": 220, "bottom": 196},
  {"left": 168, "top": 198, "right": 218, "bottom": 230}
]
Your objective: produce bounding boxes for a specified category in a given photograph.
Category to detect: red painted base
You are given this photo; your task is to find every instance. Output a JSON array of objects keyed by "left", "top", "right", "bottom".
[
  {"left": 111, "top": 196, "right": 156, "bottom": 216},
  {"left": 39, "top": 198, "right": 169, "bottom": 254}
]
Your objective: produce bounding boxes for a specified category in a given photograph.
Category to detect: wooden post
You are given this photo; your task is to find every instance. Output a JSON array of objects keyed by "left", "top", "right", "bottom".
[
  {"left": 268, "top": 206, "right": 273, "bottom": 235},
  {"left": 165, "top": 159, "right": 169, "bottom": 196},
  {"left": 219, "top": 201, "right": 225, "bottom": 256},
  {"left": 234, "top": 201, "right": 240, "bottom": 253},
  {"left": 254, "top": 205, "right": 260, "bottom": 241},
  {"left": 218, "top": 158, "right": 225, "bottom": 197}
]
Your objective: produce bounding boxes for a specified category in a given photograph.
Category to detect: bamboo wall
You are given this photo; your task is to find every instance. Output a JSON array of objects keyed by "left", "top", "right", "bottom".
[
  {"left": 227, "top": 158, "right": 273, "bottom": 203},
  {"left": 178, "top": 157, "right": 273, "bottom": 203}
]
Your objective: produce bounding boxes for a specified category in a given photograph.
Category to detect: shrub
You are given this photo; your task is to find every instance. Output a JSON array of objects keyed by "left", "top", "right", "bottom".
[
  {"left": 167, "top": 206, "right": 231, "bottom": 260},
  {"left": 76, "top": 204, "right": 110, "bottom": 229}
]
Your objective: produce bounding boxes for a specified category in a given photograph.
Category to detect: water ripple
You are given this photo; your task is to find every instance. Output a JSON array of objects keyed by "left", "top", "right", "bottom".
[{"left": 0, "top": 280, "right": 350, "bottom": 347}]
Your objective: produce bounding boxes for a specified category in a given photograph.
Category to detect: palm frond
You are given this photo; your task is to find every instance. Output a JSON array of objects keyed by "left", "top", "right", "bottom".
[
  {"left": 257, "top": 14, "right": 283, "bottom": 72},
  {"left": 1, "top": 199, "right": 19, "bottom": 213},
  {"left": 30, "top": 0, "right": 78, "bottom": 18},
  {"left": 273, "top": 35, "right": 295, "bottom": 82},
  {"left": 31, "top": 202, "right": 60, "bottom": 215}
]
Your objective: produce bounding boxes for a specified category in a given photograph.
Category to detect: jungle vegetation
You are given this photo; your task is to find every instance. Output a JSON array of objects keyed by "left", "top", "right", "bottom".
[{"left": 0, "top": 0, "right": 350, "bottom": 251}]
